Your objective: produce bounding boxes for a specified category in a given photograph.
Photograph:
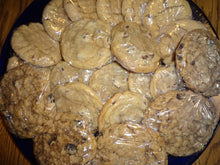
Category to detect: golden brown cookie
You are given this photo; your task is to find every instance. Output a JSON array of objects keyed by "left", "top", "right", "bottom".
[
  {"left": 34, "top": 112, "right": 97, "bottom": 165},
  {"left": 64, "top": 0, "right": 97, "bottom": 21},
  {"left": 96, "top": 0, "right": 123, "bottom": 26},
  {"left": 50, "top": 61, "right": 95, "bottom": 89},
  {"left": 128, "top": 72, "right": 153, "bottom": 100},
  {"left": 42, "top": 0, "right": 72, "bottom": 41},
  {"left": 175, "top": 29, "right": 220, "bottom": 97},
  {"left": 89, "top": 62, "right": 129, "bottom": 103},
  {"left": 111, "top": 22, "right": 160, "bottom": 73},
  {"left": 143, "top": 90, "right": 218, "bottom": 156},
  {"left": 150, "top": 64, "right": 184, "bottom": 99},
  {"left": 98, "top": 91, "right": 149, "bottom": 132},
  {"left": 53, "top": 82, "right": 103, "bottom": 133},
  {"left": 0, "top": 64, "right": 56, "bottom": 138},
  {"left": 61, "top": 19, "right": 112, "bottom": 69},
  {"left": 97, "top": 122, "right": 168, "bottom": 165},
  {"left": 11, "top": 23, "right": 61, "bottom": 67},
  {"left": 142, "top": 0, "right": 192, "bottom": 37}
]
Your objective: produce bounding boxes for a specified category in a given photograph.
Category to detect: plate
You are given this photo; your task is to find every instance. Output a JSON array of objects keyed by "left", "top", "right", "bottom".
[{"left": 0, "top": 0, "right": 219, "bottom": 164}]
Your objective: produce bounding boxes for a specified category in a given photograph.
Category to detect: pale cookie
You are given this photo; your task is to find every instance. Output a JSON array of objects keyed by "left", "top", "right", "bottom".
[
  {"left": 6, "top": 55, "right": 23, "bottom": 71},
  {"left": 53, "top": 82, "right": 103, "bottom": 132},
  {"left": 142, "top": 0, "right": 192, "bottom": 38},
  {"left": 111, "top": 22, "right": 160, "bottom": 73},
  {"left": 150, "top": 64, "right": 184, "bottom": 99},
  {"left": 122, "top": 0, "right": 149, "bottom": 24},
  {"left": 97, "top": 122, "right": 168, "bottom": 165},
  {"left": 89, "top": 62, "right": 129, "bottom": 103},
  {"left": 34, "top": 112, "right": 97, "bottom": 165},
  {"left": 96, "top": 0, "right": 123, "bottom": 26},
  {"left": 128, "top": 72, "right": 153, "bottom": 100},
  {"left": 0, "top": 64, "right": 56, "bottom": 138},
  {"left": 64, "top": 0, "right": 97, "bottom": 21},
  {"left": 176, "top": 29, "right": 220, "bottom": 97},
  {"left": 143, "top": 90, "right": 218, "bottom": 156},
  {"left": 50, "top": 61, "right": 95, "bottom": 89},
  {"left": 98, "top": 91, "right": 149, "bottom": 132},
  {"left": 11, "top": 23, "right": 61, "bottom": 67},
  {"left": 61, "top": 19, "right": 112, "bottom": 69},
  {"left": 42, "top": 0, "right": 72, "bottom": 41},
  {"left": 158, "top": 19, "right": 207, "bottom": 64}
]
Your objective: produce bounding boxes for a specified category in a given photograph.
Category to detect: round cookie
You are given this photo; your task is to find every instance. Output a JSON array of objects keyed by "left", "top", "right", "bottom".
[
  {"left": 64, "top": 0, "right": 97, "bottom": 21},
  {"left": 111, "top": 22, "right": 160, "bottom": 73},
  {"left": 89, "top": 62, "right": 129, "bottom": 103},
  {"left": 143, "top": 90, "right": 218, "bottom": 156},
  {"left": 34, "top": 112, "right": 97, "bottom": 165},
  {"left": 53, "top": 82, "right": 103, "bottom": 133},
  {"left": 61, "top": 19, "right": 112, "bottom": 69},
  {"left": 122, "top": 0, "right": 149, "bottom": 24},
  {"left": 158, "top": 19, "right": 207, "bottom": 64},
  {"left": 150, "top": 64, "right": 184, "bottom": 99},
  {"left": 98, "top": 91, "right": 149, "bottom": 132},
  {"left": 11, "top": 23, "right": 61, "bottom": 67},
  {"left": 0, "top": 64, "right": 56, "bottom": 138},
  {"left": 142, "top": 0, "right": 192, "bottom": 37},
  {"left": 96, "top": 0, "right": 123, "bottom": 26},
  {"left": 128, "top": 72, "right": 153, "bottom": 100},
  {"left": 175, "top": 29, "right": 220, "bottom": 97},
  {"left": 97, "top": 122, "right": 168, "bottom": 165},
  {"left": 50, "top": 61, "right": 95, "bottom": 89},
  {"left": 42, "top": 0, "right": 72, "bottom": 41}
]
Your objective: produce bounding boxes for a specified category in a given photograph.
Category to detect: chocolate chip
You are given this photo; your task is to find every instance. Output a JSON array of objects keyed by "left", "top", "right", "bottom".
[
  {"left": 190, "top": 60, "right": 195, "bottom": 65},
  {"left": 142, "top": 54, "right": 154, "bottom": 60},
  {"left": 48, "top": 93, "right": 55, "bottom": 103},
  {"left": 65, "top": 143, "right": 77, "bottom": 155},
  {"left": 125, "top": 25, "right": 129, "bottom": 28},
  {"left": 94, "top": 131, "right": 99, "bottom": 137},
  {"left": 176, "top": 55, "right": 183, "bottom": 61},
  {"left": 112, "top": 101, "right": 116, "bottom": 105},
  {"left": 178, "top": 43, "right": 184, "bottom": 49}
]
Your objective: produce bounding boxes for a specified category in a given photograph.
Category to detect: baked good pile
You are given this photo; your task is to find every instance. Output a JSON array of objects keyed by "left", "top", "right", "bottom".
[{"left": 0, "top": 0, "right": 220, "bottom": 164}]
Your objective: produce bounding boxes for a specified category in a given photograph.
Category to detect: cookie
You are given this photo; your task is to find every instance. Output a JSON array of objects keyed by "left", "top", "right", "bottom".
[
  {"left": 142, "top": 0, "right": 192, "bottom": 37},
  {"left": 111, "top": 22, "right": 160, "bottom": 73},
  {"left": 6, "top": 55, "right": 23, "bottom": 71},
  {"left": 11, "top": 23, "right": 61, "bottom": 67},
  {"left": 97, "top": 122, "right": 168, "bottom": 165},
  {"left": 64, "top": 0, "right": 97, "bottom": 21},
  {"left": 53, "top": 82, "right": 103, "bottom": 133},
  {"left": 96, "top": 0, "right": 123, "bottom": 26},
  {"left": 34, "top": 112, "right": 97, "bottom": 165},
  {"left": 50, "top": 61, "right": 95, "bottom": 89},
  {"left": 61, "top": 19, "right": 112, "bottom": 69},
  {"left": 175, "top": 29, "right": 220, "bottom": 96},
  {"left": 128, "top": 72, "right": 153, "bottom": 100},
  {"left": 89, "top": 62, "right": 129, "bottom": 103},
  {"left": 158, "top": 19, "right": 207, "bottom": 64},
  {"left": 98, "top": 91, "right": 149, "bottom": 132},
  {"left": 122, "top": 0, "right": 148, "bottom": 24},
  {"left": 42, "top": 0, "right": 72, "bottom": 41},
  {"left": 0, "top": 64, "right": 56, "bottom": 138},
  {"left": 143, "top": 90, "right": 218, "bottom": 156},
  {"left": 150, "top": 64, "right": 184, "bottom": 99}
]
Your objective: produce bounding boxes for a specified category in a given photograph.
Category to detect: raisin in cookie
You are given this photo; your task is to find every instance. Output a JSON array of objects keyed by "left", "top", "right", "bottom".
[
  {"left": 34, "top": 112, "right": 97, "bottom": 165},
  {"left": 176, "top": 29, "right": 220, "bottom": 97},
  {"left": 143, "top": 90, "right": 218, "bottom": 156},
  {"left": 150, "top": 64, "right": 184, "bottom": 99},
  {"left": 61, "top": 19, "right": 112, "bottom": 69},
  {"left": 42, "top": 0, "right": 71, "bottom": 41},
  {"left": 11, "top": 23, "right": 61, "bottom": 67},
  {"left": 64, "top": 0, "right": 97, "bottom": 21},
  {"left": 89, "top": 62, "right": 129, "bottom": 103},
  {"left": 111, "top": 22, "right": 160, "bottom": 73},
  {"left": 0, "top": 64, "right": 56, "bottom": 138},
  {"left": 96, "top": 0, "right": 123, "bottom": 26},
  {"left": 53, "top": 82, "right": 103, "bottom": 133},
  {"left": 50, "top": 61, "right": 95, "bottom": 89},
  {"left": 98, "top": 91, "right": 149, "bottom": 132},
  {"left": 97, "top": 122, "right": 168, "bottom": 165}
]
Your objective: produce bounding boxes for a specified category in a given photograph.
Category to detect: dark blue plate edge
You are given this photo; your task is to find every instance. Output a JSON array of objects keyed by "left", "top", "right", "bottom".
[{"left": 0, "top": 0, "right": 219, "bottom": 165}]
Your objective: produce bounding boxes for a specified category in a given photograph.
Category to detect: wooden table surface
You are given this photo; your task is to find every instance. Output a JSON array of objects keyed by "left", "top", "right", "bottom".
[{"left": 0, "top": 0, "right": 220, "bottom": 164}]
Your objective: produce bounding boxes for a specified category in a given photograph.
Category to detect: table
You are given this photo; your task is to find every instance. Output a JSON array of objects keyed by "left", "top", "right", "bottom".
[{"left": 0, "top": 0, "right": 220, "bottom": 164}]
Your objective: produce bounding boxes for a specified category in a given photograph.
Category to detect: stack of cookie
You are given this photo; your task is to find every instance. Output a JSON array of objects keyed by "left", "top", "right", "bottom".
[{"left": 0, "top": 0, "right": 220, "bottom": 164}]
